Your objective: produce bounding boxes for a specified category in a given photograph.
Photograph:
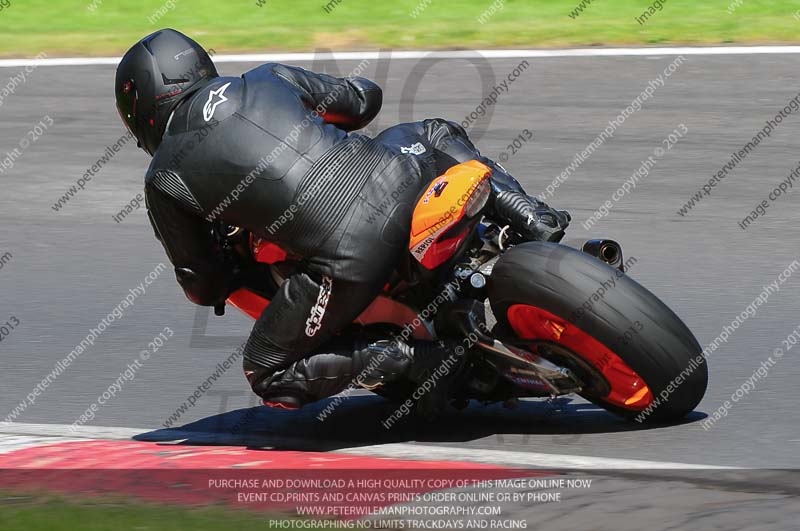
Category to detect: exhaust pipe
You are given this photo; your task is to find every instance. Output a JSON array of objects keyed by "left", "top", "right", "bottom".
[{"left": 581, "top": 239, "right": 625, "bottom": 272}]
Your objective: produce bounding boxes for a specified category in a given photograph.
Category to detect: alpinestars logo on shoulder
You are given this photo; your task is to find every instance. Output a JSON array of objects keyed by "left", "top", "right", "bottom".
[
  {"left": 401, "top": 142, "right": 427, "bottom": 155},
  {"left": 203, "top": 82, "right": 231, "bottom": 122}
]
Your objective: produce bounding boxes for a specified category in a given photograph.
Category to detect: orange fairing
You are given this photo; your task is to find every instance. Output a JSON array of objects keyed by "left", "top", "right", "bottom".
[
  {"left": 227, "top": 289, "right": 270, "bottom": 320},
  {"left": 227, "top": 236, "right": 284, "bottom": 319},
  {"left": 355, "top": 296, "right": 435, "bottom": 340},
  {"left": 409, "top": 160, "right": 492, "bottom": 269},
  {"left": 253, "top": 238, "right": 287, "bottom": 264}
]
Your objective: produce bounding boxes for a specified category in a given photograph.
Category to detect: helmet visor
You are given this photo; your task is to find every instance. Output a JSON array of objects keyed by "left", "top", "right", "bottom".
[{"left": 116, "top": 78, "right": 139, "bottom": 140}]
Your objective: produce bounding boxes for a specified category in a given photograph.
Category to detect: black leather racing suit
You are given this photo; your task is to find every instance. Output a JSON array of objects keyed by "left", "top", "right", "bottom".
[{"left": 144, "top": 63, "right": 568, "bottom": 408}]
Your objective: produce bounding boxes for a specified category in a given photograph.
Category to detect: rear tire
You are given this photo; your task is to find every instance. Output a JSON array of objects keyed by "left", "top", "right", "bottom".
[{"left": 488, "top": 242, "right": 707, "bottom": 422}]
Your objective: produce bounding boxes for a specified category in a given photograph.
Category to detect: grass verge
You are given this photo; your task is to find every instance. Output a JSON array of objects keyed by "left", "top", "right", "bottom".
[
  {"left": 0, "top": 491, "right": 338, "bottom": 531},
  {"left": 1, "top": 0, "right": 800, "bottom": 57}
]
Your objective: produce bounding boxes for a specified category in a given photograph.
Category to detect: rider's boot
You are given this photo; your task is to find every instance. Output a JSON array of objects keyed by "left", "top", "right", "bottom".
[
  {"left": 245, "top": 336, "right": 465, "bottom": 417},
  {"left": 244, "top": 337, "right": 415, "bottom": 409}
]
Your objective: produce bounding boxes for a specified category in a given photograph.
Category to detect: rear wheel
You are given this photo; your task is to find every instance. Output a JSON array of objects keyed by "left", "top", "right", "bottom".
[{"left": 488, "top": 242, "right": 707, "bottom": 422}]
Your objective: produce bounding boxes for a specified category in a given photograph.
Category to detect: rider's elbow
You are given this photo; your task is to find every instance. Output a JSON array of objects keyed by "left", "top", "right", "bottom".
[{"left": 349, "top": 77, "right": 383, "bottom": 129}]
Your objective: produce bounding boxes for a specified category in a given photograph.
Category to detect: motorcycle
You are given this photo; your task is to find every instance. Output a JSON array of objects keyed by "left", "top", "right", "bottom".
[{"left": 222, "top": 160, "right": 707, "bottom": 422}]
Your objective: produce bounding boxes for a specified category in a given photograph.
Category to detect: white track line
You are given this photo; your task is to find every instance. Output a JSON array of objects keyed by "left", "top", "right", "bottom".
[
  {"left": 0, "top": 422, "right": 141, "bottom": 440},
  {"left": 0, "top": 434, "right": 85, "bottom": 454},
  {"left": 3, "top": 46, "right": 800, "bottom": 68},
  {"left": 0, "top": 422, "right": 730, "bottom": 469},
  {"left": 336, "top": 443, "right": 732, "bottom": 470}
]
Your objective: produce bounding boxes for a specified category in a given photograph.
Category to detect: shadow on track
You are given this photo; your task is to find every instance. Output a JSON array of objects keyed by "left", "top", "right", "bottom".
[{"left": 133, "top": 395, "right": 706, "bottom": 451}]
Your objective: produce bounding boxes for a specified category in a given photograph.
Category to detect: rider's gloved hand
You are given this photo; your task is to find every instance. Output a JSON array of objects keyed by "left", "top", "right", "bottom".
[{"left": 492, "top": 190, "right": 571, "bottom": 243}]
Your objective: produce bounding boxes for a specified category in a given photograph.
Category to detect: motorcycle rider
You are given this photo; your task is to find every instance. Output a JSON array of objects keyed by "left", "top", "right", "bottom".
[{"left": 115, "top": 29, "right": 569, "bottom": 414}]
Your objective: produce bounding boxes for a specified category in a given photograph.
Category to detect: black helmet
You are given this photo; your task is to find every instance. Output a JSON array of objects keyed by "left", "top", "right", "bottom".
[{"left": 115, "top": 28, "right": 218, "bottom": 155}]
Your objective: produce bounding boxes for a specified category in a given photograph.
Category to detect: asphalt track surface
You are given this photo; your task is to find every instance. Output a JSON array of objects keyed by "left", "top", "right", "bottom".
[{"left": 2, "top": 53, "right": 800, "bottom": 490}]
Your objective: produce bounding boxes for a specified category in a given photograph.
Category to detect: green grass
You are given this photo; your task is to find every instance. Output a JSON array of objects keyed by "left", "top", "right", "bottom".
[
  {"left": 2, "top": 0, "right": 800, "bottom": 57},
  {"left": 0, "top": 491, "right": 338, "bottom": 531}
]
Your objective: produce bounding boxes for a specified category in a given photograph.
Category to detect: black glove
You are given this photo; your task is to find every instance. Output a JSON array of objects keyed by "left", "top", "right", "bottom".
[{"left": 492, "top": 190, "right": 571, "bottom": 243}]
